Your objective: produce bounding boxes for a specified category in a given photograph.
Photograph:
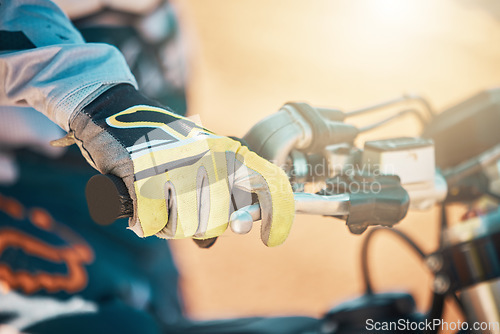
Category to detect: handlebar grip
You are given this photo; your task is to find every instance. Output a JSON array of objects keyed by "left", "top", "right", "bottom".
[{"left": 86, "top": 174, "right": 133, "bottom": 225}]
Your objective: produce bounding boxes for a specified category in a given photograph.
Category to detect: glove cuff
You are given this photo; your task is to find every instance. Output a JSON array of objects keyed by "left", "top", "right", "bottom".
[
  {"left": 70, "top": 84, "right": 165, "bottom": 237},
  {"left": 78, "top": 84, "right": 162, "bottom": 120}
]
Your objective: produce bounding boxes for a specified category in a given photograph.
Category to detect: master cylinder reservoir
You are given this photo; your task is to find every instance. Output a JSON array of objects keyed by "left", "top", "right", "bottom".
[{"left": 362, "top": 137, "right": 447, "bottom": 210}]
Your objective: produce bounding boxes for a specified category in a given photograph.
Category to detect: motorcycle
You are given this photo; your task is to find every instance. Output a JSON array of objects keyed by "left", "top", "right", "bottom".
[{"left": 86, "top": 88, "right": 500, "bottom": 333}]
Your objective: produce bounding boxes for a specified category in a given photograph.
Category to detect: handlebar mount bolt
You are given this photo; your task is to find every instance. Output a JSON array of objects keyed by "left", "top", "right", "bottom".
[
  {"left": 432, "top": 275, "right": 450, "bottom": 294},
  {"left": 425, "top": 254, "right": 443, "bottom": 273}
]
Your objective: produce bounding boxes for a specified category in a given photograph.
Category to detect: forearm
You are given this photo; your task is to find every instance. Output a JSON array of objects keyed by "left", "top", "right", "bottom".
[{"left": 0, "top": 0, "right": 137, "bottom": 130}]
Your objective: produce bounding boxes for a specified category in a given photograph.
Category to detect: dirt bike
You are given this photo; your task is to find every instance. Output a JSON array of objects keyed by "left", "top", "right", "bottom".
[{"left": 86, "top": 89, "right": 500, "bottom": 333}]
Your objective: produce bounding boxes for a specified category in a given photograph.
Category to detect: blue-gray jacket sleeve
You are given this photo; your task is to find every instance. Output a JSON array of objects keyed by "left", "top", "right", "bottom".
[{"left": 0, "top": 0, "right": 138, "bottom": 130}]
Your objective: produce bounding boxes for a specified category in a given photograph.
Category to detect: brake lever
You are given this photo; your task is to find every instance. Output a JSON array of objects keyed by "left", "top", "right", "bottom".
[
  {"left": 230, "top": 174, "right": 411, "bottom": 235},
  {"left": 229, "top": 193, "right": 350, "bottom": 234}
]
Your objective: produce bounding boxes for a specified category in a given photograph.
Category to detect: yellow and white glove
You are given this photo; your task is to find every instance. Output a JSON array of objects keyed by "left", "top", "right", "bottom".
[{"left": 70, "top": 84, "right": 294, "bottom": 246}]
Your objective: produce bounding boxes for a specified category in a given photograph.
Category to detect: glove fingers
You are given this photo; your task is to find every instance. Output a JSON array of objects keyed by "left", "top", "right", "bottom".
[
  {"left": 133, "top": 136, "right": 292, "bottom": 244},
  {"left": 156, "top": 180, "right": 178, "bottom": 238},
  {"left": 199, "top": 154, "right": 230, "bottom": 238},
  {"left": 135, "top": 174, "right": 170, "bottom": 237},
  {"left": 225, "top": 151, "right": 255, "bottom": 215},
  {"left": 233, "top": 166, "right": 274, "bottom": 245},
  {"left": 156, "top": 154, "right": 232, "bottom": 240},
  {"left": 233, "top": 147, "right": 294, "bottom": 247},
  {"left": 229, "top": 187, "right": 255, "bottom": 216},
  {"left": 192, "top": 237, "right": 218, "bottom": 248},
  {"left": 194, "top": 166, "right": 210, "bottom": 238}
]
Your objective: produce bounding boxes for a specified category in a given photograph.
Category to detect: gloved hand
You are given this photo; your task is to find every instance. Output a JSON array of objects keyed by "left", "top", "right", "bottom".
[{"left": 68, "top": 84, "right": 295, "bottom": 247}]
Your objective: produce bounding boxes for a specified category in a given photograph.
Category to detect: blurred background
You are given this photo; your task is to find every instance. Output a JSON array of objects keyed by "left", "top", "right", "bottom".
[{"left": 167, "top": 0, "right": 500, "bottom": 326}]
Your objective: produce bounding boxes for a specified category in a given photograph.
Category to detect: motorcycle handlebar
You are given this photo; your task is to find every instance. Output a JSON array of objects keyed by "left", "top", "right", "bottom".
[
  {"left": 85, "top": 174, "right": 352, "bottom": 227},
  {"left": 85, "top": 173, "right": 411, "bottom": 236}
]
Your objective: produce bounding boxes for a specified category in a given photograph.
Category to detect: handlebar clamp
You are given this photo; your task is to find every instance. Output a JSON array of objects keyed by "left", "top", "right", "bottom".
[{"left": 321, "top": 174, "right": 410, "bottom": 234}]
